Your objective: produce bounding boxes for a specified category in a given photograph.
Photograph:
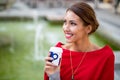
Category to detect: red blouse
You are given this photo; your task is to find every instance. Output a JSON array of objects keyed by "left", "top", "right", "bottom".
[{"left": 44, "top": 42, "right": 114, "bottom": 80}]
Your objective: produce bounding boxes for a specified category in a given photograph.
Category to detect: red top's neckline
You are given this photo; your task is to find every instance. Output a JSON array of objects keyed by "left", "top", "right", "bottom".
[{"left": 56, "top": 42, "right": 110, "bottom": 54}]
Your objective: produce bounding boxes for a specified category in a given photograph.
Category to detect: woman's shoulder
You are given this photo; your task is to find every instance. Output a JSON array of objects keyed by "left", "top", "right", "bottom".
[
  {"left": 55, "top": 42, "right": 114, "bottom": 56},
  {"left": 102, "top": 45, "right": 114, "bottom": 57},
  {"left": 55, "top": 42, "right": 63, "bottom": 47},
  {"left": 91, "top": 45, "right": 114, "bottom": 57},
  {"left": 79, "top": 43, "right": 113, "bottom": 57}
]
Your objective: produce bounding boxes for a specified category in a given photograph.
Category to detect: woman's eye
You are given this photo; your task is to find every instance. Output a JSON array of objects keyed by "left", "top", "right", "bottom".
[
  {"left": 63, "top": 20, "right": 66, "bottom": 24},
  {"left": 71, "top": 22, "right": 76, "bottom": 26},
  {"left": 63, "top": 20, "right": 66, "bottom": 23}
]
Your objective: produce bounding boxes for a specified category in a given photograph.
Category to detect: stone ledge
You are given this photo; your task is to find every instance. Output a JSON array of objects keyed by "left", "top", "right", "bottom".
[
  {"left": 96, "top": 24, "right": 120, "bottom": 49},
  {"left": 114, "top": 51, "right": 120, "bottom": 64}
]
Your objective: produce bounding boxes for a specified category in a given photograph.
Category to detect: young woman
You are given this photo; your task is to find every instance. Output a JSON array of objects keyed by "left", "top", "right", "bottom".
[{"left": 44, "top": 2, "right": 114, "bottom": 80}]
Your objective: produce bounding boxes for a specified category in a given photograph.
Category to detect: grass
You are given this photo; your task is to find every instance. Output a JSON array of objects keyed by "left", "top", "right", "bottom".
[
  {"left": 0, "top": 20, "right": 119, "bottom": 80},
  {"left": 0, "top": 21, "right": 48, "bottom": 80}
]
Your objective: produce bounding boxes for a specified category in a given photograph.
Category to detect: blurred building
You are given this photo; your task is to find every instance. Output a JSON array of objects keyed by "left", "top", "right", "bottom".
[
  {"left": 0, "top": 0, "right": 8, "bottom": 10},
  {"left": 0, "top": 0, "right": 15, "bottom": 10},
  {"left": 18, "top": 0, "right": 115, "bottom": 8},
  {"left": 101, "top": 0, "right": 113, "bottom": 3},
  {"left": 0, "top": 0, "right": 116, "bottom": 10},
  {"left": 18, "top": 0, "right": 95, "bottom": 8}
]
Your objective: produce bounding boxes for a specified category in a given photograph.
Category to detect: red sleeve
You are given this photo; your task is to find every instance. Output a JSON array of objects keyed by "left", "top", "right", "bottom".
[
  {"left": 44, "top": 72, "right": 49, "bottom": 80},
  {"left": 100, "top": 53, "right": 115, "bottom": 80}
]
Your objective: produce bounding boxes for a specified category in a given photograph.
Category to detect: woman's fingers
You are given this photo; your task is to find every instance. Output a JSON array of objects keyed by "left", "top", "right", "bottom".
[
  {"left": 44, "top": 55, "right": 59, "bottom": 75},
  {"left": 46, "top": 61, "right": 53, "bottom": 66},
  {"left": 45, "top": 56, "right": 56, "bottom": 66},
  {"left": 45, "top": 56, "right": 53, "bottom": 61}
]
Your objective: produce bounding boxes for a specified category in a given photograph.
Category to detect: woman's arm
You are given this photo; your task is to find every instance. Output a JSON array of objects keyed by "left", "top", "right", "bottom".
[
  {"left": 100, "top": 53, "right": 115, "bottom": 80},
  {"left": 49, "top": 70, "right": 60, "bottom": 80}
]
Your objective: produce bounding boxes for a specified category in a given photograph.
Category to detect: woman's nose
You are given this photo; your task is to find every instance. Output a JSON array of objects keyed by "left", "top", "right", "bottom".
[{"left": 63, "top": 24, "right": 70, "bottom": 31}]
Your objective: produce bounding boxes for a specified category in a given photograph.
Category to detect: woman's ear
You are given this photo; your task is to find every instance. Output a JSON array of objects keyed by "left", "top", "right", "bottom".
[{"left": 86, "top": 25, "right": 92, "bottom": 34}]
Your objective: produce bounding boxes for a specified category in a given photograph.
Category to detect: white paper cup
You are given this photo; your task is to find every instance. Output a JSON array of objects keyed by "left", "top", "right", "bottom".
[{"left": 49, "top": 47, "right": 63, "bottom": 66}]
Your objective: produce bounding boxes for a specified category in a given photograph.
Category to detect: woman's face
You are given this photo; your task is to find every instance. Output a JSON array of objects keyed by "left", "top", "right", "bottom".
[{"left": 63, "top": 10, "right": 89, "bottom": 43}]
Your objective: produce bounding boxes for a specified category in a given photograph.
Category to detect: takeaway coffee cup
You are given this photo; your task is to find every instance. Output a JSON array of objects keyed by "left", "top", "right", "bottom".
[{"left": 49, "top": 47, "right": 63, "bottom": 66}]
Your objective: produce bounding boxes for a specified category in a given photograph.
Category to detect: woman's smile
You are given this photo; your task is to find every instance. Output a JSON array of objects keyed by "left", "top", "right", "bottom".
[{"left": 65, "top": 33, "right": 73, "bottom": 39}]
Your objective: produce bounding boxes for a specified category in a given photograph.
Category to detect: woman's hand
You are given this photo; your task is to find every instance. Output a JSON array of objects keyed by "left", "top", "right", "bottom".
[{"left": 44, "top": 55, "right": 60, "bottom": 76}]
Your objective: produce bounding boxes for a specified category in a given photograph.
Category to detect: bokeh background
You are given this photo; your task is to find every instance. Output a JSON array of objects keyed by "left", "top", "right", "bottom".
[{"left": 0, "top": 0, "right": 120, "bottom": 80}]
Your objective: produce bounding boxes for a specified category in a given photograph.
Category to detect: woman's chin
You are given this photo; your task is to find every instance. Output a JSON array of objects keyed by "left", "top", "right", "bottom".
[{"left": 65, "top": 39, "right": 73, "bottom": 43}]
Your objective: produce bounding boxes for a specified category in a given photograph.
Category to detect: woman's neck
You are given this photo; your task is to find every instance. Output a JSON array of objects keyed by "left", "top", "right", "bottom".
[{"left": 64, "top": 38, "right": 92, "bottom": 52}]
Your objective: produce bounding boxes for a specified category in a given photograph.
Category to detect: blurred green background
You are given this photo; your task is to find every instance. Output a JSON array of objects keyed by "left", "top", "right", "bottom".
[{"left": 0, "top": 20, "right": 119, "bottom": 80}]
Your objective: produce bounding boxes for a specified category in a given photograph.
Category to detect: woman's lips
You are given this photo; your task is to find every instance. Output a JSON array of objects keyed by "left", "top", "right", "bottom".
[{"left": 65, "top": 33, "right": 73, "bottom": 39}]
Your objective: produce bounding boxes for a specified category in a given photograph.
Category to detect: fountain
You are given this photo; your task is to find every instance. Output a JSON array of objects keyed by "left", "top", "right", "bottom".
[
  {"left": 33, "top": 10, "right": 46, "bottom": 60},
  {"left": 34, "top": 24, "right": 46, "bottom": 60}
]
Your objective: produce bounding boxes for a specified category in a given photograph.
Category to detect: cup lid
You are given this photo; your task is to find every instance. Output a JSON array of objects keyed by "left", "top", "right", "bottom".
[{"left": 49, "top": 47, "right": 63, "bottom": 53}]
